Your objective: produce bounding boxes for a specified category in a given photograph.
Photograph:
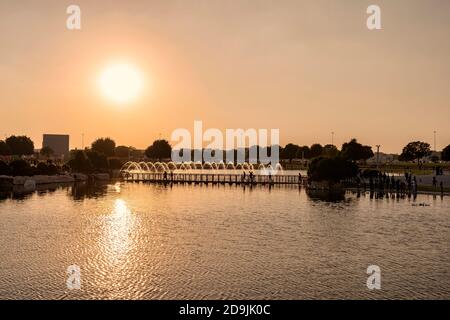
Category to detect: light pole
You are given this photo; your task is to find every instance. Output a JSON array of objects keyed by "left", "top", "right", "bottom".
[
  {"left": 433, "top": 130, "right": 437, "bottom": 152},
  {"left": 331, "top": 131, "right": 334, "bottom": 146},
  {"left": 376, "top": 145, "right": 381, "bottom": 170}
]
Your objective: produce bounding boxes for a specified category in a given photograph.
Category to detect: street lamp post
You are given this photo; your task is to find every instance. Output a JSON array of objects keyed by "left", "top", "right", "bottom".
[
  {"left": 376, "top": 145, "right": 381, "bottom": 170},
  {"left": 434, "top": 130, "right": 437, "bottom": 152}
]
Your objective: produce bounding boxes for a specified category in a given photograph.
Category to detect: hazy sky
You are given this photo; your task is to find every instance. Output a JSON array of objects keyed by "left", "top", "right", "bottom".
[{"left": 1, "top": 0, "right": 450, "bottom": 153}]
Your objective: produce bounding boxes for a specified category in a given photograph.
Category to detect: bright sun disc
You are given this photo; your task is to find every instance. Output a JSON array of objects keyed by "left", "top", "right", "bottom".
[{"left": 99, "top": 64, "right": 143, "bottom": 104}]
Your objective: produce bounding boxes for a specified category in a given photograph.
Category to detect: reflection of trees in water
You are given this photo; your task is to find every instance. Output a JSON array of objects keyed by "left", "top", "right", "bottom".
[
  {"left": 0, "top": 183, "right": 63, "bottom": 201},
  {"left": 0, "top": 191, "right": 12, "bottom": 201},
  {"left": 307, "top": 189, "right": 424, "bottom": 203},
  {"left": 306, "top": 188, "right": 346, "bottom": 202},
  {"left": 36, "top": 184, "right": 58, "bottom": 196},
  {"left": 70, "top": 182, "right": 109, "bottom": 200},
  {"left": 0, "top": 182, "right": 110, "bottom": 202}
]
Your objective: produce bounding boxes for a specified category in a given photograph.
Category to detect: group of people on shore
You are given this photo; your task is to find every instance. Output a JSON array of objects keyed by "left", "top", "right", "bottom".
[
  {"left": 365, "top": 172, "right": 417, "bottom": 195},
  {"left": 432, "top": 176, "right": 444, "bottom": 192},
  {"left": 242, "top": 171, "right": 255, "bottom": 183},
  {"left": 434, "top": 166, "right": 444, "bottom": 176},
  {"left": 162, "top": 171, "right": 174, "bottom": 181},
  {"left": 159, "top": 168, "right": 446, "bottom": 194},
  {"left": 356, "top": 171, "right": 445, "bottom": 195}
]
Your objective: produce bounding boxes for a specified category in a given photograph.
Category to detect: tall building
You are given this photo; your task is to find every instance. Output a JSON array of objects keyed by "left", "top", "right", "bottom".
[{"left": 42, "top": 134, "right": 69, "bottom": 159}]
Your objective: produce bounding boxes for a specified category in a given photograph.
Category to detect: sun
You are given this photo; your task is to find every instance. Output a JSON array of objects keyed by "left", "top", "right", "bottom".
[{"left": 99, "top": 63, "right": 144, "bottom": 104}]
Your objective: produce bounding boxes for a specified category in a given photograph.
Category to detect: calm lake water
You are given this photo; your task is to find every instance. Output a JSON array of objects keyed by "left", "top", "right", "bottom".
[{"left": 0, "top": 182, "right": 449, "bottom": 299}]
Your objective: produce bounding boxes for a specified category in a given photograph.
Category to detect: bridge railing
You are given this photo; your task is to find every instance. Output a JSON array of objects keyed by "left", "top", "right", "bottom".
[{"left": 122, "top": 172, "right": 306, "bottom": 185}]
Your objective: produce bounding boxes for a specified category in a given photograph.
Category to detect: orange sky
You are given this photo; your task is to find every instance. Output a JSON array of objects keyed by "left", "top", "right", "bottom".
[{"left": 1, "top": 0, "right": 450, "bottom": 153}]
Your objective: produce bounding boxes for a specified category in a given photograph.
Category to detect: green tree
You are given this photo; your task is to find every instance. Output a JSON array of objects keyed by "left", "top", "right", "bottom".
[
  {"left": 0, "top": 141, "right": 11, "bottom": 156},
  {"left": 341, "top": 139, "right": 374, "bottom": 162},
  {"left": 5, "top": 136, "right": 34, "bottom": 156},
  {"left": 86, "top": 150, "right": 108, "bottom": 170},
  {"left": 308, "top": 156, "right": 358, "bottom": 186},
  {"left": 40, "top": 146, "right": 54, "bottom": 158},
  {"left": 108, "top": 158, "right": 123, "bottom": 170},
  {"left": 115, "top": 145, "right": 133, "bottom": 158},
  {"left": 295, "top": 146, "right": 310, "bottom": 159},
  {"left": 36, "top": 162, "right": 58, "bottom": 175},
  {"left": 430, "top": 155, "right": 439, "bottom": 163},
  {"left": 309, "top": 144, "right": 323, "bottom": 158},
  {"left": 9, "top": 159, "right": 33, "bottom": 176},
  {"left": 441, "top": 145, "right": 450, "bottom": 161},
  {"left": 399, "top": 141, "right": 431, "bottom": 163},
  {"left": 36, "top": 162, "right": 49, "bottom": 175},
  {"left": 145, "top": 140, "right": 172, "bottom": 160},
  {"left": 91, "top": 138, "right": 116, "bottom": 157},
  {"left": 280, "top": 143, "right": 300, "bottom": 162},
  {"left": 322, "top": 144, "right": 339, "bottom": 158},
  {"left": 0, "top": 160, "right": 11, "bottom": 175},
  {"left": 67, "top": 150, "right": 92, "bottom": 173}
]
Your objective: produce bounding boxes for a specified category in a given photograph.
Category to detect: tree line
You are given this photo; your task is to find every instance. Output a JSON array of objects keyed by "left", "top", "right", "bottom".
[
  {"left": 1, "top": 135, "right": 450, "bottom": 176},
  {"left": 279, "top": 139, "right": 374, "bottom": 162}
]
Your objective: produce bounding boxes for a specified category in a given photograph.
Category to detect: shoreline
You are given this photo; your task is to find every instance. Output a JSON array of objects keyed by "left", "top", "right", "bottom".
[
  {"left": 343, "top": 187, "right": 449, "bottom": 197},
  {"left": 0, "top": 172, "right": 448, "bottom": 197},
  {"left": 0, "top": 173, "right": 111, "bottom": 192}
]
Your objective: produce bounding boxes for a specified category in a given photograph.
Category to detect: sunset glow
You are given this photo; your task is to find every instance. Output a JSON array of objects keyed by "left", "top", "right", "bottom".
[
  {"left": 0, "top": 0, "right": 450, "bottom": 304},
  {"left": 99, "top": 64, "right": 144, "bottom": 104}
]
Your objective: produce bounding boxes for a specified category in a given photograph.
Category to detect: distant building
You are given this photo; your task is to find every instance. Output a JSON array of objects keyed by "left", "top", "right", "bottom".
[
  {"left": 367, "top": 153, "right": 397, "bottom": 165},
  {"left": 425, "top": 151, "right": 442, "bottom": 163},
  {"left": 42, "top": 134, "right": 69, "bottom": 160}
]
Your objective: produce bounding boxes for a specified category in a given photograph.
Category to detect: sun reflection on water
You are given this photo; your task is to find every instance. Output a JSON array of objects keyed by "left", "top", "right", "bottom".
[{"left": 103, "top": 198, "right": 135, "bottom": 265}]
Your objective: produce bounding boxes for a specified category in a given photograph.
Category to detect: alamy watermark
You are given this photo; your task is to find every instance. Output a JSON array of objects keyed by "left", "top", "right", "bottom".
[
  {"left": 367, "top": 5, "right": 382, "bottom": 30},
  {"left": 366, "top": 265, "right": 381, "bottom": 290},
  {"left": 65, "top": 4, "right": 381, "bottom": 31},
  {"left": 170, "top": 121, "right": 280, "bottom": 165},
  {"left": 66, "top": 5, "right": 81, "bottom": 30},
  {"left": 66, "top": 264, "right": 81, "bottom": 290}
]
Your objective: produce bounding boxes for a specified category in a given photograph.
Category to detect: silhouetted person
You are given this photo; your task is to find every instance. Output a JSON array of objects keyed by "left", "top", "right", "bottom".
[
  {"left": 412, "top": 178, "right": 417, "bottom": 194},
  {"left": 433, "top": 176, "right": 437, "bottom": 189},
  {"left": 400, "top": 182, "right": 406, "bottom": 194},
  {"left": 440, "top": 181, "right": 444, "bottom": 195}
]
